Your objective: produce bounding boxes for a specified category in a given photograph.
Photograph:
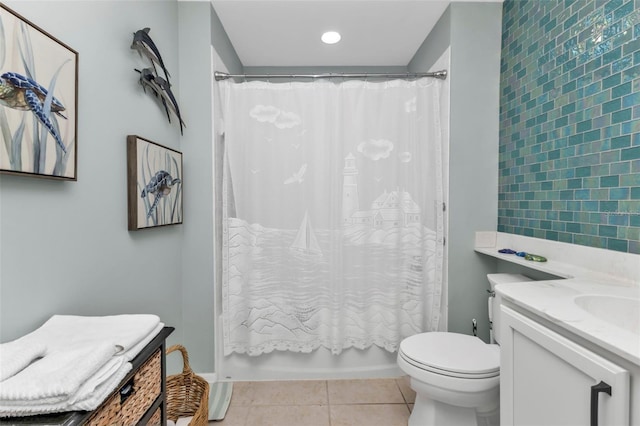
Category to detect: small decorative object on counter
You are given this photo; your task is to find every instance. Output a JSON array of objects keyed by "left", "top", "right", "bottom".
[
  {"left": 498, "top": 248, "right": 547, "bottom": 262},
  {"left": 524, "top": 253, "right": 547, "bottom": 262}
]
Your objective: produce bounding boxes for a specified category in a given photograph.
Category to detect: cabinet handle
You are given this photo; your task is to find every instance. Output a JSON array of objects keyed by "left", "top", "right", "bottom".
[
  {"left": 590, "top": 381, "right": 612, "bottom": 426},
  {"left": 120, "top": 378, "right": 135, "bottom": 404}
]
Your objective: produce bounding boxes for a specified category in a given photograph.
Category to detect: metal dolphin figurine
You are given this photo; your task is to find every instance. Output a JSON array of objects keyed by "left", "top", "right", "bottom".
[
  {"left": 131, "top": 28, "right": 171, "bottom": 82},
  {"left": 135, "top": 68, "right": 185, "bottom": 135}
]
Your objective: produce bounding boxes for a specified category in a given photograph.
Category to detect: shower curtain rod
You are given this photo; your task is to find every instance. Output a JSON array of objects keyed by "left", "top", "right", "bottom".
[{"left": 214, "top": 70, "right": 448, "bottom": 81}]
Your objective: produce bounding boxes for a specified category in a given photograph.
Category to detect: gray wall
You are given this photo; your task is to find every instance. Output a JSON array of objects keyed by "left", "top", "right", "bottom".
[
  {"left": 409, "top": 2, "right": 503, "bottom": 341},
  {"left": 178, "top": 1, "right": 242, "bottom": 373},
  {"left": 0, "top": 1, "right": 183, "bottom": 348}
]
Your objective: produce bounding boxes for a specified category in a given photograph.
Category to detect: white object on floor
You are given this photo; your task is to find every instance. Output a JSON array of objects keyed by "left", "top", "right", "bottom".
[
  {"left": 208, "top": 381, "right": 233, "bottom": 420},
  {"left": 176, "top": 416, "right": 194, "bottom": 426},
  {"left": 166, "top": 417, "right": 194, "bottom": 426}
]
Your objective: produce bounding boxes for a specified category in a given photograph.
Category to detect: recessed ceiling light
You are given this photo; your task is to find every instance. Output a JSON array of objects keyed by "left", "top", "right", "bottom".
[{"left": 321, "top": 31, "right": 341, "bottom": 45}]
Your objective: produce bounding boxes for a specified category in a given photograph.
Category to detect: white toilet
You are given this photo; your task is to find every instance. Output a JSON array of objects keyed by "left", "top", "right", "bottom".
[{"left": 397, "top": 273, "right": 531, "bottom": 426}]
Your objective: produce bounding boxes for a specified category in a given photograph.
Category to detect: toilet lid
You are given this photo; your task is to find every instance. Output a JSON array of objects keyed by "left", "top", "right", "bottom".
[{"left": 399, "top": 332, "right": 499, "bottom": 377}]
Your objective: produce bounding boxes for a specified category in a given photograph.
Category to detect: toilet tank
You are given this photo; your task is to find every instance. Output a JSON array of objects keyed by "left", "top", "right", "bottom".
[{"left": 487, "top": 273, "right": 532, "bottom": 344}]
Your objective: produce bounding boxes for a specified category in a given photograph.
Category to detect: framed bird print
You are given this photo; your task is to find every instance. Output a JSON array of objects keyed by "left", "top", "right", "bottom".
[
  {"left": 0, "top": 3, "right": 78, "bottom": 180},
  {"left": 127, "top": 135, "right": 183, "bottom": 230}
]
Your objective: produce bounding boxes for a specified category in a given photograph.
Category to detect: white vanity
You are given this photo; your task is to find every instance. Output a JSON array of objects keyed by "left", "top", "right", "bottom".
[{"left": 475, "top": 232, "right": 640, "bottom": 426}]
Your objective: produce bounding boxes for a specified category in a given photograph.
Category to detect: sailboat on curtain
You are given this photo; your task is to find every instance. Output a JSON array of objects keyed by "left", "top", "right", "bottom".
[{"left": 290, "top": 211, "right": 322, "bottom": 257}]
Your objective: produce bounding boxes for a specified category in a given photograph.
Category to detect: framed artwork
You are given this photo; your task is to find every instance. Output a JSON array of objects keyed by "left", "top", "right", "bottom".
[
  {"left": 127, "top": 135, "right": 183, "bottom": 230},
  {"left": 0, "top": 4, "right": 78, "bottom": 180}
]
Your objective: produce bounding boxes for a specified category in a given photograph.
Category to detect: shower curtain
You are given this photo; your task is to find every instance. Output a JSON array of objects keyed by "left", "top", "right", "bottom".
[{"left": 219, "top": 77, "right": 444, "bottom": 356}]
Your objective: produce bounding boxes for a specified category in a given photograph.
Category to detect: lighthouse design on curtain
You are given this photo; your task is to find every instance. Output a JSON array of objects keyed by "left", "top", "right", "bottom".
[
  {"left": 342, "top": 153, "right": 421, "bottom": 229},
  {"left": 291, "top": 153, "right": 423, "bottom": 261}
]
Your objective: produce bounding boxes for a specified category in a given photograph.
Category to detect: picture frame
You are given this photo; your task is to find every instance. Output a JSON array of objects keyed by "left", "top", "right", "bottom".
[
  {"left": 127, "top": 135, "right": 183, "bottom": 230},
  {"left": 0, "top": 4, "right": 79, "bottom": 180}
]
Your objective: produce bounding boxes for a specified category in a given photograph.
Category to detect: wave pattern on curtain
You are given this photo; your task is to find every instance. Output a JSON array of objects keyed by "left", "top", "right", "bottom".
[{"left": 220, "top": 78, "right": 444, "bottom": 356}]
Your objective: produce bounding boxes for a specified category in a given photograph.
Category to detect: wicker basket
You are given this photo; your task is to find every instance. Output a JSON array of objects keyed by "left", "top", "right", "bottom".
[
  {"left": 166, "top": 345, "right": 210, "bottom": 426},
  {"left": 86, "top": 350, "right": 161, "bottom": 426}
]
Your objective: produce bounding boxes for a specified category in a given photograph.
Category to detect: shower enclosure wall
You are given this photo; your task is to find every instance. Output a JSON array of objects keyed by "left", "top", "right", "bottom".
[{"left": 212, "top": 50, "right": 450, "bottom": 382}]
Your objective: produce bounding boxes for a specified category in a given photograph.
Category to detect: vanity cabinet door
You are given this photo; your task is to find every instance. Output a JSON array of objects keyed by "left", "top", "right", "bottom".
[{"left": 500, "top": 306, "right": 630, "bottom": 426}]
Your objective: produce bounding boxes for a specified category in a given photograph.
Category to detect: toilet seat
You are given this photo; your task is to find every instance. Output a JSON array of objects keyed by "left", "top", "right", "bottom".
[
  {"left": 399, "top": 332, "right": 500, "bottom": 379},
  {"left": 398, "top": 351, "right": 500, "bottom": 398}
]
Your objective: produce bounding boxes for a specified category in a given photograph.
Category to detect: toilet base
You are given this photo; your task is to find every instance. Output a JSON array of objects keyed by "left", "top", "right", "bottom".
[{"left": 409, "top": 394, "right": 499, "bottom": 426}]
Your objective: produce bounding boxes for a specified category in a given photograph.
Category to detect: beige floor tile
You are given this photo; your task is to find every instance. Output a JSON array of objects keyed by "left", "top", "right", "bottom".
[
  {"left": 245, "top": 405, "right": 330, "bottom": 426},
  {"left": 229, "top": 381, "right": 255, "bottom": 406},
  {"left": 210, "top": 404, "right": 249, "bottom": 426},
  {"left": 250, "top": 380, "right": 328, "bottom": 405},
  {"left": 328, "top": 379, "right": 405, "bottom": 405},
  {"left": 330, "top": 404, "right": 410, "bottom": 426},
  {"left": 396, "top": 376, "right": 416, "bottom": 404}
]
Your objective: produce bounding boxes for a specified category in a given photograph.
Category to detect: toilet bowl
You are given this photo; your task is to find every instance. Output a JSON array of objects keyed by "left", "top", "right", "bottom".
[{"left": 397, "top": 273, "right": 532, "bottom": 426}]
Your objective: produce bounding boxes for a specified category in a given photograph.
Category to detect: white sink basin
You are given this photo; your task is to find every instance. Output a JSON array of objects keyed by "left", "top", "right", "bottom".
[{"left": 574, "top": 294, "right": 640, "bottom": 334}]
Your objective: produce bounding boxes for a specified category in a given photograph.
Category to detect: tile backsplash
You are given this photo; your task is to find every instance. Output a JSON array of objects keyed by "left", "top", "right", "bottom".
[{"left": 499, "top": 0, "right": 640, "bottom": 254}]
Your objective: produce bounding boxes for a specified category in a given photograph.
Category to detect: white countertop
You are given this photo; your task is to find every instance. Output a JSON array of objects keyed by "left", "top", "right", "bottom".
[
  {"left": 496, "top": 279, "right": 640, "bottom": 366},
  {"left": 475, "top": 232, "right": 640, "bottom": 366}
]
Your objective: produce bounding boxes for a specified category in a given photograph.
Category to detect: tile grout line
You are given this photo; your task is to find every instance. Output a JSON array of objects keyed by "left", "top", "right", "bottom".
[
  {"left": 326, "top": 380, "right": 332, "bottom": 426},
  {"left": 395, "top": 377, "right": 413, "bottom": 413}
]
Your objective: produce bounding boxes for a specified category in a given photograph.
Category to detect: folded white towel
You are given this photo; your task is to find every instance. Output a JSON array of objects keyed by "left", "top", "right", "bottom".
[
  {"left": 68, "top": 361, "right": 132, "bottom": 412},
  {"left": 0, "top": 361, "right": 132, "bottom": 417},
  {"left": 0, "top": 338, "right": 46, "bottom": 382},
  {"left": 0, "top": 315, "right": 163, "bottom": 417},
  {"left": 28, "top": 314, "right": 161, "bottom": 355},
  {"left": 0, "top": 343, "right": 116, "bottom": 402},
  {"left": 121, "top": 322, "right": 164, "bottom": 361}
]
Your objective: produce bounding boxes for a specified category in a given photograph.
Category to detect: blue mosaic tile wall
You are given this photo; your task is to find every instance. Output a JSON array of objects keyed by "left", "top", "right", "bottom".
[{"left": 499, "top": 0, "right": 640, "bottom": 254}]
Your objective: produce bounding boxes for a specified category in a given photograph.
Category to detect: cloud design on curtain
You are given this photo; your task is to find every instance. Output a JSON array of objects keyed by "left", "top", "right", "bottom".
[
  {"left": 250, "top": 105, "right": 279, "bottom": 122},
  {"left": 357, "top": 139, "right": 394, "bottom": 161},
  {"left": 250, "top": 104, "right": 302, "bottom": 129}
]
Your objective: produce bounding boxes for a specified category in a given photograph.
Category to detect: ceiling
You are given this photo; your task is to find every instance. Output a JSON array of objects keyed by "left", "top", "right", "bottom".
[{"left": 211, "top": 0, "right": 502, "bottom": 68}]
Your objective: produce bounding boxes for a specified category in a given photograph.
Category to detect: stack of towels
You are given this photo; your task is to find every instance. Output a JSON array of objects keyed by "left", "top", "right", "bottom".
[{"left": 0, "top": 314, "right": 163, "bottom": 418}]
